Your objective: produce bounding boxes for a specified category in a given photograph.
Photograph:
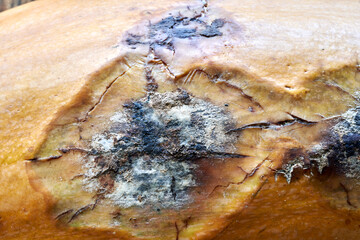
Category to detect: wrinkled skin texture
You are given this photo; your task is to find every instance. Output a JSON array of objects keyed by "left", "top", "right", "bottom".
[{"left": 0, "top": 0, "right": 360, "bottom": 239}]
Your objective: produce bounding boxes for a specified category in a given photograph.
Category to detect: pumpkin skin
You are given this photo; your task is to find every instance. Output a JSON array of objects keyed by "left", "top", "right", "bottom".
[{"left": 0, "top": 0, "right": 360, "bottom": 239}]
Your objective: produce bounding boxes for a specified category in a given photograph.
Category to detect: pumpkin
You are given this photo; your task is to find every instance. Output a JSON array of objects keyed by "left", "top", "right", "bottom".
[{"left": 0, "top": 0, "right": 359, "bottom": 239}]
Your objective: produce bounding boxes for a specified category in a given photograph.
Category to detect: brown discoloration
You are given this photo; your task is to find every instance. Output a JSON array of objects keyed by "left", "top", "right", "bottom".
[
  {"left": 111, "top": 209, "right": 122, "bottom": 219},
  {"left": 145, "top": 68, "right": 159, "bottom": 92},
  {"left": 98, "top": 174, "right": 115, "bottom": 193}
]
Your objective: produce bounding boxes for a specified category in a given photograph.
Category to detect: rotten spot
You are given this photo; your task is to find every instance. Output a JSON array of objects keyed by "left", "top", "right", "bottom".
[
  {"left": 78, "top": 89, "right": 240, "bottom": 209},
  {"left": 125, "top": 13, "right": 226, "bottom": 51},
  {"left": 301, "top": 107, "right": 360, "bottom": 179},
  {"left": 278, "top": 106, "right": 360, "bottom": 182}
]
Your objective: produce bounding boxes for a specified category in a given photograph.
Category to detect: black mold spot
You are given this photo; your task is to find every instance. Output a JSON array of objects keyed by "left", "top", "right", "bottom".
[
  {"left": 173, "top": 28, "right": 197, "bottom": 39},
  {"left": 303, "top": 107, "right": 360, "bottom": 179},
  {"left": 145, "top": 69, "right": 158, "bottom": 92},
  {"left": 199, "top": 27, "right": 222, "bottom": 38},
  {"left": 125, "top": 14, "right": 226, "bottom": 50},
  {"left": 211, "top": 19, "right": 225, "bottom": 29},
  {"left": 278, "top": 108, "right": 360, "bottom": 182},
  {"left": 82, "top": 90, "right": 239, "bottom": 208},
  {"left": 126, "top": 34, "right": 145, "bottom": 45}
]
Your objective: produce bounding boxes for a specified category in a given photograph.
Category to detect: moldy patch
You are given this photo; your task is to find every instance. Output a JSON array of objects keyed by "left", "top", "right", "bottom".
[
  {"left": 279, "top": 107, "right": 360, "bottom": 182},
  {"left": 81, "top": 89, "right": 239, "bottom": 209},
  {"left": 317, "top": 107, "right": 360, "bottom": 179},
  {"left": 125, "top": 12, "right": 225, "bottom": 51}
]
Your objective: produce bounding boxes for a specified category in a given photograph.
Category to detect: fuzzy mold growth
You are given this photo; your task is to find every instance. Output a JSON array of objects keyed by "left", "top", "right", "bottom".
[{"left": 81, "top": 89, "right": 239, "bottom": 208}]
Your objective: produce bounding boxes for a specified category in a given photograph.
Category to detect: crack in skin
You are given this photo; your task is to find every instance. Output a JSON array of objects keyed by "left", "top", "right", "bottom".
[
  {"left": 67, "top": 204, "right": 93, "bottom": 223},
  {"left": 174, "top": 216, "right": 193, "bottom": 239},
  {"left": 220, "top": 81, "right": 264, "bottom": 111},
  {"left": 258, "top": 227, "right": 267, "bottom": 235},
  {"left": 175, "top": 221, "right": 180, "bottom": 240},
  {"left": 67, "top": 198, "right": 101, "bottom": 223},
  {"left": 227, "top": 112, "right": 318, "bottom": 133},
  {"left": 148, "top": 56, "right": 175, "bottom": 79},
  {"left": 179, "top": 69, "right": 264, "bottom": 111},
  {"left": 53, "top": 190, "right": 103, "bottom": 223},
  {"left": 55, "top": 209, "right": 73, "bottom": 221},
  {"left": 26, "top": 154, "right": 62, "bottom": 162},
  {"left": 79, "top": 67, "right": 132, "bottom": 123},
  {"left": 208, "top": 158, "right": 269, "bottom": 197}
]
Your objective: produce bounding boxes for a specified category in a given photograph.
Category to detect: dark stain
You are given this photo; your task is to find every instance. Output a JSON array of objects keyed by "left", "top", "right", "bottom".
[
  {"left": 284, "top": 148, "right": 308, "bottom": 164},
  {"left": 125, "top": 34, "right": 144, "bottom": 45},
  {"left": 129, "top": 217, "right": 138, "bottom": 227},
  {"left": 125, "top": 14, "right": 226, "bottom": 51},
  {"left": 113, "top": 90, "right": 242, "bottom": 162},
  {"left": 308, "top": 107, "right": 360, "bottom": 178},
  {"left": 345, "top": 218, "right": 351, "bottom": 225},
  {"left": 145, "top": 68, "right": 159, "bottom": 92},
  {"left": 98, "top": 174, "right": 115, "bottom": 192},
  {"left": 183, "top": 216, "right": 192, "bottom": 229},
  {"left": 111, "top": 209, "right": 122, "bottom": 219}
]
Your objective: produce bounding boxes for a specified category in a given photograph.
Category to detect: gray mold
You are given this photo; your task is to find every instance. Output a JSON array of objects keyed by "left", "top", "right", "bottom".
[{"left": 82, "top": 90, "right": 238, "bottom": 208}]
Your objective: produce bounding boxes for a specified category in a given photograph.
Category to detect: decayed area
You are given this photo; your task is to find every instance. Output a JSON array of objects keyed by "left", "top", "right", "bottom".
[{"left": 0, "top": 0, "right": 359, "bottom": 239}]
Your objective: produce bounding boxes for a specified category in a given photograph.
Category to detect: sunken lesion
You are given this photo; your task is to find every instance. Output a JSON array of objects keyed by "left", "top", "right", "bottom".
[{"left": 76, "top": 89, "right": 241, "bottom": 209}]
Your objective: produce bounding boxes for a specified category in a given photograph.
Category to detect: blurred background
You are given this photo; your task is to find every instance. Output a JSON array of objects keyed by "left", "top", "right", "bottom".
[{"left": 0, "top": 0, "right": 34, "bottom": 12}]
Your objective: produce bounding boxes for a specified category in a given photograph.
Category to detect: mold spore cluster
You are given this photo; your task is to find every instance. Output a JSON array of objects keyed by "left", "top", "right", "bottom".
[
  {"left": 325, "top": 107, "right": 360, "bottom": 178},
  {"left": 125, "top": 12, "right": 225, "bottom": 51},
  {"left": 307, "top": 107, "right": 360, "bottom": 179},
  {"left": 278, "top": 107, "right": 360, "bottom": 182},
  {"left": 82, "top": 90, "right": 237, "bottom": 208}
]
